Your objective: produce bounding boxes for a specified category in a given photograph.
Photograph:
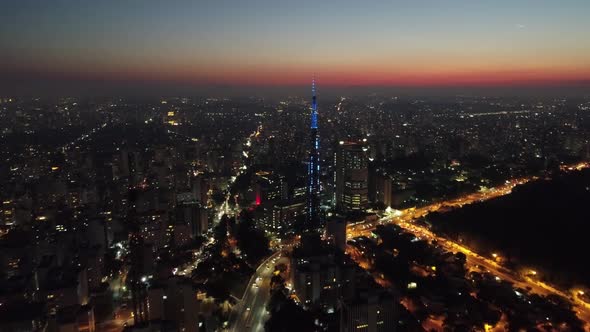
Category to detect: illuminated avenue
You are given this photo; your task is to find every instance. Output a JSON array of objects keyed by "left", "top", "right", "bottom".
[
  {"left": 227, "top": 163, "right": 590, "bottom": 332},
  {"left": 348, "top": 162, "right": 590, "bottom": 330}
]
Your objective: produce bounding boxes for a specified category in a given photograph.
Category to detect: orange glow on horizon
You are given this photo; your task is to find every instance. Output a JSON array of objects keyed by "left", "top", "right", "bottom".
[{"left": 7, "top": 58, "right": 590, "bottom": 88}]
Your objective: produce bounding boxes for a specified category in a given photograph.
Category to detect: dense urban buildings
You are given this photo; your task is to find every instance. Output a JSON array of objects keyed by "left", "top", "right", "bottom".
[{"left": 0, "top": 93, "right": 589, "bottom": 331}]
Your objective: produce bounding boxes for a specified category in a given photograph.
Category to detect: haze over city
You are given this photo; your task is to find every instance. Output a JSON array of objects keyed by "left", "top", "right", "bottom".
[{"left": 2, "top": 0, "right": 590, "bottom": 96}]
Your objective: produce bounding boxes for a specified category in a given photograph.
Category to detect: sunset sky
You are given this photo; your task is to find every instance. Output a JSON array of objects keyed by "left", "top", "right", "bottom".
[{"left": 1, "top": 0, "right": 590, "bottom": 95}]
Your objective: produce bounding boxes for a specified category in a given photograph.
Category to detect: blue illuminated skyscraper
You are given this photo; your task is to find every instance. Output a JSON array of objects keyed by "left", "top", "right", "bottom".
[{"left": 307, "top": 78, "right": 320, "bottom": 228}]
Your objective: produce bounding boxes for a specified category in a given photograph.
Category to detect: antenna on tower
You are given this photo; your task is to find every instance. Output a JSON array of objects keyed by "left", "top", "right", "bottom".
[{"left": 311, "top": 74, "right": 318, "bottom": 129}]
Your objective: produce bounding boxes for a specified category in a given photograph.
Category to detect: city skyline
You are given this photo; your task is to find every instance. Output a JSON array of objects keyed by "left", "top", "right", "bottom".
[
  {"left": 2, "top": 2, "right": 590, "bottom": 331},
  {"left": 1, "top": 89, "right": 589, "bottom": 331},
  {"left": 2, "top": 0, "right": 590, "bottom": 96}
]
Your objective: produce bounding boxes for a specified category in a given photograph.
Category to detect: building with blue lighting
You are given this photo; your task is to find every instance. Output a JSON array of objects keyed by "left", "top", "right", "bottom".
[{"left": 306, "top": 78, "right": 321, "bottom": 228}]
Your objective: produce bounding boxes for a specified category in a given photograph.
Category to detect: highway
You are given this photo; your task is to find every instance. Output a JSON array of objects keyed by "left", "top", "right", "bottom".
[
  {"left": 347, "top": 162, "right": 590, "bottom": 329},
  {"left": 226, "top": 251, "right": 283, "bottom": 332},
  {"left": 61, "top": 121, "right": 109, "bottom": 152},
  {"left": 352, "top": 218, "right": 590, "bottom": 330}
]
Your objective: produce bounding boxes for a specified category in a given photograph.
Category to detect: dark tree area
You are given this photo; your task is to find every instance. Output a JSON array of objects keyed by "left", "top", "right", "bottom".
[
  {"left": 211, "top": 190, "right": 227, "bottom": 205},
  {"left": 191, "top": 215, "right": 254, "bottom": 302},
  {"left": 430, "top": 168, "right": 590, "bottom": 287},
  {"left": 265, "top": 289, "right": 316, "bottom": 332},
  {"left": 234, "top": 209, "right": 270, "bottom": 266},
  {"left": 103, "top": 248, "right": 122, "bottom": 277},
  {"left": 291, "top": 214, "right": 307, "bottom": 234},
  {"left": 92, "top": 283, "right": 114, "bottom": 321},
  {"left": 369, "top": 201, "right": 387, "bottom": 211},
  {"left": 214, "top": 215, "right": 230, "bottom": 243},
  {"left": 182, "top": 235, "right": 207, "bottom": 250}
]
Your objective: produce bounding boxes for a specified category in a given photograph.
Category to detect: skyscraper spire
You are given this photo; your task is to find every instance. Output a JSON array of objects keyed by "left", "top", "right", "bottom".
[
  {"left": 311, "top": 75, "right": 318, "bottom": 129},
  {"left": 307, "top": 76, "right": 320, "bottom": 228}
]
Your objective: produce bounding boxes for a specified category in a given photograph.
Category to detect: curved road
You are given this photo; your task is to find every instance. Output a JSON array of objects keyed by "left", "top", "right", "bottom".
[
  {"left": 347, "top": 166, "right": 590, "bottom": 330},
  {"left": 226, "top": 251, "right": 283, "bottom": 332}
]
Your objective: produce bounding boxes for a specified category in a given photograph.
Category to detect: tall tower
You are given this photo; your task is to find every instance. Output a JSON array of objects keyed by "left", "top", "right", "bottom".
[
  {"left": 335, "top": 141, "right": 369, "bottom": 213},
  {"left": 307, "top": 78, "right": 320, "bottom": 228}
]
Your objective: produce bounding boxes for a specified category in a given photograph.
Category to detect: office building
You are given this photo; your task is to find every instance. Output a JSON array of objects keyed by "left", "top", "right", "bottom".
[
  {"left": 335, "top": 142, "right": 369, "bottom": 213},
  {"left": 340, "top": 288, "right": 397, "bottom": 332}
]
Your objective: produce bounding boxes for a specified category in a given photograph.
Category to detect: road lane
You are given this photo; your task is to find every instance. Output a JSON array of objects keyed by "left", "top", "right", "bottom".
[
  {"left": 227, "top": 252, "right": 282, "bottom": 331},
  {"left": 347, "top": 163, "right": 590, "bottom": 329}
]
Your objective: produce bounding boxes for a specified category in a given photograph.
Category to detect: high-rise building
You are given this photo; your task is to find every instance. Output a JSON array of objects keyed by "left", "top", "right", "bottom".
[
  {"left": 291, "top": 235, "right": 340, "bottom": 309},
  {"left": 1, "top": 200, "right": 15, "bottom": 226},
  {"left": 254, "top": 171, "right": 288, "bottom": 204},
  {"left": 325, "top": 216, "right": 347, "bottom": 251},
  {"left": 147, "top": 277, "right": 200, "bottom": 332},
  {"left": 335, "top": 142, "right": 369, "bottom": 213},
  {"left": 307, "top": 78, "right": 321, "bottom": 228},
  {"left": 175, "top": 192, "right": 209, "bottom": 238},
  {"left": 340, "top": 288, "right": 397, "bottom": 332},
  {"left": 373, "top": 174, "right": 393, "bottom": 208},
  {"left": 269, "top": 200, "right": 306, "bottom": 233}
]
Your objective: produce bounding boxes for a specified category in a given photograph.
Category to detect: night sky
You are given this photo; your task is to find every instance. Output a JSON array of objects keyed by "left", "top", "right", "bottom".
[{"left": 1, "top": 0, "right": 590, "bottom": 96}]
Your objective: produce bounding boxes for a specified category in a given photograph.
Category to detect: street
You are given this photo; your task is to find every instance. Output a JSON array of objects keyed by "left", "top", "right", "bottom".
[
  {"left": 347, "top": 163, "right": 590, "bottom": 330},
  {"left": 226, "top": 252, "right": 283, "bottom": 332}
]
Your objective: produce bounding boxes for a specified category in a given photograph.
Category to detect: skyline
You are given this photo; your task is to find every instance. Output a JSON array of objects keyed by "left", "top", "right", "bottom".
[{"left": 2, "top": 0, "right": 590, "bottom": 96}]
